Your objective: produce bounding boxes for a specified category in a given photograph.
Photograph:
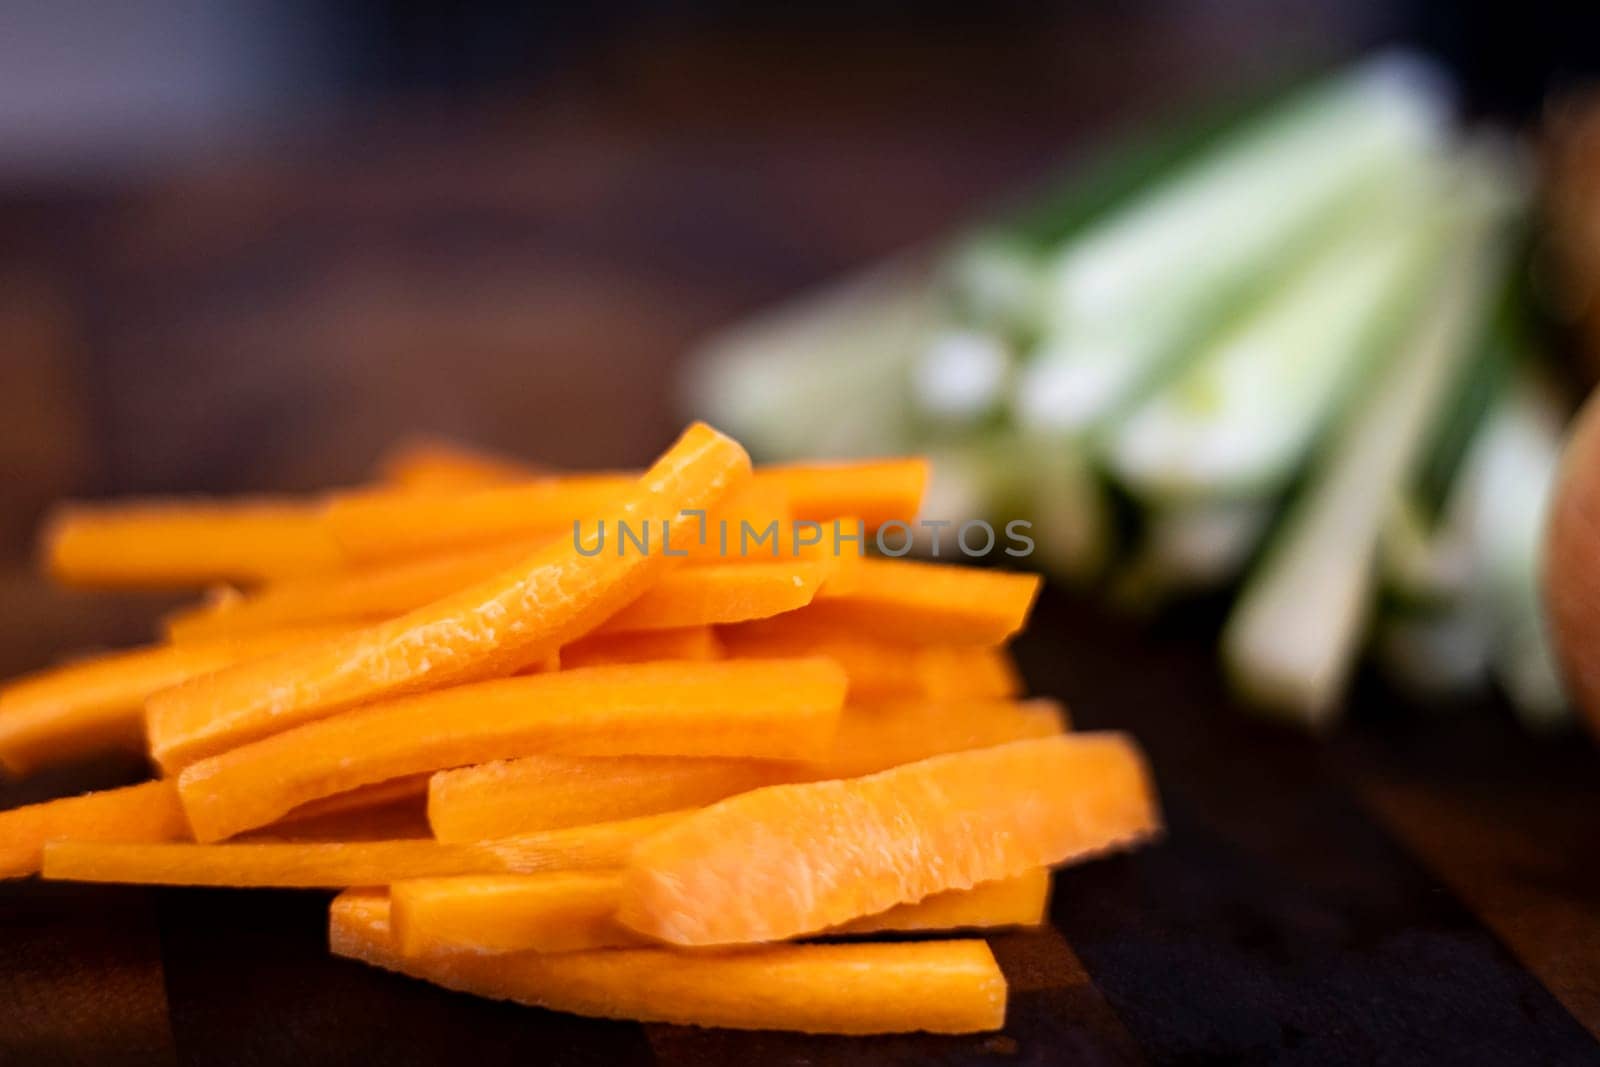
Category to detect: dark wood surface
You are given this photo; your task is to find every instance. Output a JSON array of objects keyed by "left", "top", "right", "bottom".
[{"left": 2, "top": 14, "right": 1599, "bottom": 1064}]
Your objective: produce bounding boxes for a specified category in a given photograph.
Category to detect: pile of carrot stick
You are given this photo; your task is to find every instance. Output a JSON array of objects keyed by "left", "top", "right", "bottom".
[{"left": 0, "top": 425, "right": 1162, "bottom": 1035}]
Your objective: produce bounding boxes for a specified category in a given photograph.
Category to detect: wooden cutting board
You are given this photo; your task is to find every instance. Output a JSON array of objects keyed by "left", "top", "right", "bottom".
[{"left": 2, "top": 588, "right": 1596, "bottom": 1066}]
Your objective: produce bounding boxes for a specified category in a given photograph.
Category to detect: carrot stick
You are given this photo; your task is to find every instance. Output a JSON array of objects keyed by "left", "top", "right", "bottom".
[
  {"left": 331, "top": 889, "right": 1006, "bottom": 1034},
  {"left": 753, "top": 459, "right": 929, "bottom": 531},
  {"left": 0, "top": 626, "right": 354, "bottom": 777},
  {"left": 427, "top": 697, "right": 1066, "bottom": 841},
  {"left": 796, "top": 558, "right": 1042, "bottom": 645},
  {"left": 42, "top": 499, "right": 344, "bottom": 588},
  {"left": 242, "top": 797, "right": 434, "bottom": 843},
  {"left": 620, "top": 734, "right": 1161, "bottom": 945},
  {"left": 145, "top": 423, "right": 752, "bottom": 771},
  {"left": 595, "top": 560, "right": 831, "bottom": 633},
  {"left": 389, "top": 868, "right": 1048, "bottom": 957},
  {"left": 375, "top": 438, "right": 535, "bottom": 490},
  {"left": 175, "top": 658, "right": 847, "bottom": 841},
  {"left": 41, "top": 811, "right": 684, "bottom": 887},
  {"left": 559, "top": 626, "right": 722, "bottom": 669},
  {"left": 0, "top": 781, "right": 190, "bottom": 879},
  {"left": 720, "top": 624, "right": 1021, "bottom": 701}
]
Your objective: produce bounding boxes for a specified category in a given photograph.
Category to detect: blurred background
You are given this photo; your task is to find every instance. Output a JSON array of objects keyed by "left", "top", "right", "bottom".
[{"left": 0, "top": 0, "right": 1597, "bottom": 683}]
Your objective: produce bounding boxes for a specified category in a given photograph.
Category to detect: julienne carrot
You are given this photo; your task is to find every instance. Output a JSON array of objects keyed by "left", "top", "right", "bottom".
[
  {"left": 426, "top": 698, "right": 1067, "bottom": 841},
  {"left": 0, "top": 625, "right": 354, "bottom": 777},
  {"left": 145, "top": 423, "right": 753, "bottom": 771},
  {"left": 0, "top": 780, "right": 189, "bottom": 879},
  {"left": 174, "top": 658, "right": 848, "bottom": 841},
  {"left": 387, "top": 868, "right": 1050, "bottom": 958},
  {"left": 753, "top": 458, "right": 930, "bottom": 532},
  {"left": 331, "top": 890, "right": 1007, "bottom": 1035},
  {"left": 41, "top": 811, "right": 687, "bottom": 887},
  {"left": 558, "top": 626, "right": 722, "bottom": 669},
  {"left": 619, "top": 735, "right": 1161, "bottom": 946},
  {"left": 593, "top": 560, "right": 832, "bottom": 634},
  {"left": 719, "top": 623, "right": 1021, "bottom": 701},
  {"left": 800, "top": 558, "right": 1043, "bottom": 645},
  {"left": 43, "top": 499, "right": 344, "bottom": 588}
]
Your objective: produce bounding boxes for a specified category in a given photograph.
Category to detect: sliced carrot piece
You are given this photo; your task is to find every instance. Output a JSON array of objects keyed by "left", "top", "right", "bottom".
[
  {"left": 243, "top": 798, "right": 433, "bottom": 843},
  {"left": 176, "top": 657, "right": 846, "bottom": 842},
  {"left": 595, "top": 560, "right": 830, "bottom": 633},
  {"left": 163, "top": 544, "right": 535, "bottom": 641},
  {"left": 42, "top": 499, "right": 344, "bottom": 588},
  {"left": 390, "top": 868, "right": 1047, "bottom": 957},
  {"left": 332, "top": 889, "right": 1006, "bottom": 1034},
  {"left": 145, "top": 423, "right": 752, "bottom": 771},
  {"left": 375, "top": 438, "right": 534, "bottom": 490},
  {"left": 428, "top": 755, "right": 791, "bottom": 842},
  {"left": 41, "top": 811, "right": 684, "bottom": 887},
  {"left": 559, "top": 626, "right": 722, "bottom": 669},
  {"left": 794, "top": 558, "right": 1041, "bottom": 645},
  {"left": 831, "top": 868, "right": 1051, "bottom": 935},
  {"left": 721, "top": 623, "right": 1021, "bottom": 701},
  {"left": 427, "top": 697, "right": 1066, "bottom": 841},
  {"left": 753, "top": 458, "right": 929, "bottom": 531},
  {"left": 620, "top": 734, "right": 1161, "bottom": 945},
  {"left": 0, "top": 625, "right": 353, "bottom": 777},
  {"left": 0, "top": 781, "right": 190, "bottom": 879}
]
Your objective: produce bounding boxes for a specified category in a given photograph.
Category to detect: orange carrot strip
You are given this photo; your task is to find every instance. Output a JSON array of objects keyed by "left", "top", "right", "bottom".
[
  {"left": 721, "top": 624, "right": 1021, "bottom": 701},
  {"left": 620, "top": 734, "right": 1161, "bottom": 945},
  {"left": 176, "top": 658, "right": 846, "bottom": 842},
  {"left": 145, "top": 423, "right": 752, "bottom": 772},
  {"left": 375, "top": 438, "right": 535, "bottom": 490},
  {"left": 0, "top": 781, "right": 190, "bottom": 879},
  {"left": 0, "top": 626, "right": 353, "bottom": 777},
  {"left": 242, "top": 797, "right": 434, "bottom": 843},
  {"left": 596, "top": 560, "right": 830, "bottom": 633},
  {"left": 796, "top": 558, "right": 1041, "bottom": 645},
  {"left": 427, "top": 697, "right": 1066, "bottom": 841},
  {"left": 42, "top": 499, "right": 344, "bottom": 588},
  {"left": 428, "top": 755, "right": 791, "bottom": 842},
  {"left": 332, "top": 890, "right": 1005, "bottom": 1034},
  {"left": 41, "top": 811, "right": 684, "bottom": 887},
  {"left": 559, "top": 626, "right": 722, "bottom": 669},
  {"left": 163, "top": 544, "right": 535, "bottom": 641},
  {"left": 390, "top": 868, "right": 1047, "bottom": 957},
  {"left": 752, "top": 458, "right": 929, "bottom": 531}
]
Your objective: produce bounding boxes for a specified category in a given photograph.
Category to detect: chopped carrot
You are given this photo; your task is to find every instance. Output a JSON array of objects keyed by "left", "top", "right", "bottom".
[
  {"left": 375, "top": 438, "right": 535, "bottom": 490},
  {"left": 721, "top": 623, "right": 1021, "bottom": 701},
  {"left": 175, "top": 658, "right": 847, "bottom": 841},
  {"left": 427, "top": 755, "right": 791, "bottom": 842},
  {"left": 41, "top": 811, "right": 685, "bottom": 887},
  {"left": 596, "top": 560, "right": 831, "bottom": 633},
  {"left": 753, "top": 459, "right": 929, "bottom": 532},
  {"left": 559, "top": 626, "right": 722, "bottom": 669},
  {"left": 163, "top": 544, "right": 535, "bottom": 641},
  {"left": 796, "top": 558, "right": 1041, "bottom": 645},
  {"left": 0, "top": 625, "right": 353, "bottom": 777},
  {"left": 145, "top": 423, "right": 753, "bottom": 771},
  {"left": 0, "top": 781, "right": 190, "bottom": 879},
  {"left": 390, "top": 868, "right": 1047, "bottom": 957},
  {"left": 42, "top": 499, "right": 344, "bottom": 588},
  {"left": 427, "top": 697, "right": 1066, "bottom": 841},
  {"left": 619, "top": 734, "right": 1161, "bottom": 945},
  {"left": 331, "top": 890, "right": 1006, "bottom": 1034}
]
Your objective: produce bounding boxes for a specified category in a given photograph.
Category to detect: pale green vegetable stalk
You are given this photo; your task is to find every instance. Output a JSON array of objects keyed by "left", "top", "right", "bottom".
[
  {"left": 680, "top": 259, "right": 932, "bottom": 460},
  {"left": 1103, "top": 167, "right": 1446, "bottom": 504},
  {"left": 1015, "top": 54, "right": 1452, "bottom": 436},
  {"left": 1221, "top": 152, "right": 1519, "bottom": 727},
  {"left": 1113, "top": 499, "right": 1272, "bottom": 608}
]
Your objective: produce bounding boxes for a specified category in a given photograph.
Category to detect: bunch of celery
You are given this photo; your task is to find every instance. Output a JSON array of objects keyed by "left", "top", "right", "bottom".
[{"left": 681, "top": 52, "right": 1573, "bottom": 730}]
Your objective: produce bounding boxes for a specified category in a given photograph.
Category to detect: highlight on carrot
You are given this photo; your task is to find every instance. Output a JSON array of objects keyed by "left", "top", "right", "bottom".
[
  {"left": 41, "top": 811, "right": 686, "bottom": 888},
  {"left": 174, "top": 657, "right": 848, "bottom": 841},
  {"left": 0, "top": 625, "right": 353, "bottom": 777},
  {"left": 0, "top": 780, "right": 190, "bottom": 879},
  {"left": 331, "top": 889, "right": 1007, "bottom": 1034},
  {"left": 43, "top": 499, "right": 344, "bottom": 588},
  {"left": 389, "top": 868, "right": 1050, "bottom": 958},
  {"left": 619, "top": 734, "right": 1161, "bottom": 945},
  {"left": 145, "top": 423, "right": 753, "bottom": 771}
]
